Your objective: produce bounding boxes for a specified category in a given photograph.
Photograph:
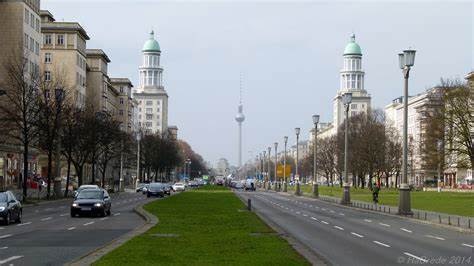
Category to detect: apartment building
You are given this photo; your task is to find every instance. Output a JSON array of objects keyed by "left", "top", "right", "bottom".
[
  {"left": 110, "top": 78, "right": 135, "bottom": 133},
  {"left": 0, "top": 0, "right": 42, "bottom": 188},
  {"left": 40, "top": 10, "right": 89, "bottom": 107}
]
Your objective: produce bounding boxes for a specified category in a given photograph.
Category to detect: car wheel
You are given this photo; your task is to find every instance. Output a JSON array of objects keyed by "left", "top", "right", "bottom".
[
  {"left": 107, "top": 208, "right": 111, "bottom": 216},
  {"left": 4, "top": 212, "right": 10, "bottom": 225},
  {"left": 15, "top": 210, "right": 22, "bottom": 223},
  {"left": 101, "top": 209, "right": 107, "bottom": 217},
  {"left": 70, "top": 212, "right": 75, "bottom": 218},
  {"left": 147, "top": 194, "right": 150, "bottom": 198}
]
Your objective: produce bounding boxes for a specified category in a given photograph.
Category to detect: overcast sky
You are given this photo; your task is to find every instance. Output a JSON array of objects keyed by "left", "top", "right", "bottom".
[{"left": 43, "top": 0, "right": 473, "bottom": 167}]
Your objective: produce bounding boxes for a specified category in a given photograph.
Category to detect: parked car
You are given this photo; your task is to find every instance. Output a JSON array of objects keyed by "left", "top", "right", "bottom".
[
  {"left": 142, "top": 184, "right": 150, "bottom": 194},
  {"left": 163, "top": 184, "right": 172, "bottom": 195},
  {"left": 136, "top": 183, "right": 147, "bottom": 192},
  {"left": 147, "top": 183, "right": 165, "bottom": 198},
  {"left": 0, "top": 191, "right": 22, "bottom": 225},
  {"left": 74, "top": 184, "right": 100, "bottom": 198},
  {"left": 172, "top": 182, "right": 185, "bottom": 192},
  {"left": 234, "top": 182, "right": 244, "bottom": 190},
  {"left": 71, "top": 188, "right": 111, "bottom": 217}
]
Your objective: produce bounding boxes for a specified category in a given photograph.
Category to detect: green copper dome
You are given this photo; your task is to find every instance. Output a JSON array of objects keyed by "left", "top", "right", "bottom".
[
  {"left": 343, "top": 34, "right": 362, "bottom": 55},
  {"left": 142, "top": 31, "right": 161, "bottom": 52}
]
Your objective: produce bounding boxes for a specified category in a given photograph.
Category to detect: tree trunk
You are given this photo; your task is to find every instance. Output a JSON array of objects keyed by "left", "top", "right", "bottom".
[
  {"left": 23, "top": 142, "right": 28, "bottom": 201},
  {"left": 46, "top": 151, "right": 53, "bottom": 200},
  {"left": 64, "top": 158, "right": 71, "bottom": 198},
  {"left": 91, "top": 161, "right": 96, "bottom": 185}
]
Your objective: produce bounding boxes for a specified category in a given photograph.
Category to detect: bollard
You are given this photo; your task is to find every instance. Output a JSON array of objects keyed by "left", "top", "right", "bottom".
[
  {"left": 383, "top": 206, "right": 385, "bottom": 213},
  {"left": 457, "top": 217, "right": 460, "bottom": 227},
  {"left": 438, "top": 215, "right": 441, "bottom": 224},
  {"left": 448, "top": 216, "right": 451, "bottom": 225},
  {"left": 248, "top": 198, "right": 252, "bottom": 211},
  {"left": 417, "top": 212, "right": 420, "bottom": 219},
  {"left": 388, "top": 207, "right": 390, "bottom": 214},
  {"left": 469, "top": 219, "right": 471, "bottom": 229},
  {"left": 424, "top": 212, "right": 427, "bottom": 220}
]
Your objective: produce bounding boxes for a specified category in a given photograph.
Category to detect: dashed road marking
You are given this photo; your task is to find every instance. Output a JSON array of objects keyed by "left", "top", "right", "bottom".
[
  {"left": 364, "top": 219, "right": 372, "bottom": 223},
  {"left": 351, "top": 232, "right": 364, "bottom": 238},
  {"left": 462, "top": 243, "right": 474, "bottom": 248},
  {"left": 100, "top": 217, "right": 109, "bottom": 221},
  {"left": 379, "top": 223, "right": 390, "bottom": 227},
  {"left": 17, "top": 222, "right": 31, "bottom": 226},
  {"left": 339, "top": 213, "right": 345, "bottom": 216},
  {"left": 67, "top": 227, "right": 76, "bottom": 231},
  {"left": 0, "top": 247, "right": 7, "bottom": 250},
  {"left": 329, "top": 210, "right": 335, "bottom": 213},
  {"left": 0, "top": 234, "right": 12, "bottom": 239},
  {"left": 303, "top": 214, "right": 308, "bottom": 217},
  {"left": 373, "top": 241, "right": 390, "bottom": 248},
  {"left": 400, "top": 228, "right": 412, "bottom": 233},
  {"left": 113, "top": 213, "right": 121, "bottom": 216},
  {"left": 334, "top": 226, "right": 344, "bottom": 231},
  {"left": 0, "top": 255, "right": 24, "bottom": 265},
  {"left": 321, "top": 220, "right": 329, "bottom": 225},
  {"left": 41, "top": 217, "right": 52, "bottom": 221},
  {"left": 311, "top": 217, "right": 318, "bottom": 221},
  {"left": 59, "top": 213, "right": 68, "bottom": 217},
  {"left": 404, "top": 252, "right": 428, "bottom": 263},
  {"left": 83, "top": 222, "right": 94, "bottom": 226},
  {"left": 425, "top": 235, "right": 445, "bottom": 241}
]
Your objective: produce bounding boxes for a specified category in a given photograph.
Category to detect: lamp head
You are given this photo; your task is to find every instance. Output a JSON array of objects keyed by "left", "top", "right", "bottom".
[
  {"left": 295, "top": 127, "right": 300, "bottom": 136},
  {"left": 284, "top": 136, "right": 288, "bottom": 144},
  {"left": 398, "top": 53, "right": 405, "bottom": 69},
  {"left": 274, "top": 142, "right": 278, "bottom": 149},
  {"left": 403, "top": 49, "right": 416, "bottom": 67},
  {"left": 342, "top": 93, "right": 353, "bottom": 105},
  {"left": 312, "top": 114, "right": 320, "bottom": 125}
]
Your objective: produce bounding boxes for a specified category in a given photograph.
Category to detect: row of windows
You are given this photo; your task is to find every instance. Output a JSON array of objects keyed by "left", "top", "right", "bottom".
[
  {"left": 350, "top": 103, "right": 366, "bottom": 110},
  {"left": 24, "top": 8, "right": 40, "bottom": 33},
  {"left": 27, "top": 60, "right": 40, "bottom": 76},
  {"left": 138, "top": 114, "right": 160, "bottom": 120},
  {"left": 341, "top": 73, "right": 363, "bottom": 90},
  {"left": 44, "top": 34, "right": 65, "bottom": 46},
  {"left": 138, "top": 121, "right": 161, "bottom": 128},
  {"left": 76, "top": 54, "right": 86, "bottom": 70},
  {"left": 24, "top": 33, "right": 39, "bottom": 56},
  {"left": 343, "top": 58, "right": 361, "bottom": 71},
  {"left": 139, "top": 100, "right": 161, "bottom": 106},
  {"left": 144, "top": 55, "right": 160, "bottom": 67},
  {"left": 138, "top": 107, "right": 161, "bottom": 113},
  {"left": 76, "top": 72, "right": 86, "bottom": 87}
]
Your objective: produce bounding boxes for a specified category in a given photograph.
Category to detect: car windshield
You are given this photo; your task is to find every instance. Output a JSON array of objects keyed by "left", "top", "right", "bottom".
[
  {"left": 0, "top": 193, "right": 7, "bottom": 202},
  {"left": 150, "top": 183, "right": 162, "bottom": 189},
  {"left": 77, "top": 190, "right": 102, "bottom": 199},
  {"left": 175, "top": 183, "right": 183, "bottom": 186}
]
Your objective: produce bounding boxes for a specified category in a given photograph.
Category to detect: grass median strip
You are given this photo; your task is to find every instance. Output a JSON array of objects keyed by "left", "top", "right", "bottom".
[{"left": 94, "top": 186, "right": 309, "bottom": 265}]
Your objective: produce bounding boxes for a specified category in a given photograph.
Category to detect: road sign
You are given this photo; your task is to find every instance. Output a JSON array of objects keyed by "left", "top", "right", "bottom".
[{"left": 276, "top": 164, "right": 291, "bottom": 178}]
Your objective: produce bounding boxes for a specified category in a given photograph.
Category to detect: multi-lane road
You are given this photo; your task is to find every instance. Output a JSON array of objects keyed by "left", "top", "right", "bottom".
[
  {"left": 238, "top": 190, "right": 474, "bottom": 266},
  {"left": 0, "top": 191, "right": 152, "bottom": 266}
]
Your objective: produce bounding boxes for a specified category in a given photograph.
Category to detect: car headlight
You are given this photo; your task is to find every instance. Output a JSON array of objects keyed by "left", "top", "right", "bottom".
[
  {"left": 94, "top": 203, "right": 102, "bottom": 207},
  {"left": 72, "top": 203, "right": 78, "bottom": 207},
  {"left": 0, "top": 207, "right": 5, "bottom": 212}
]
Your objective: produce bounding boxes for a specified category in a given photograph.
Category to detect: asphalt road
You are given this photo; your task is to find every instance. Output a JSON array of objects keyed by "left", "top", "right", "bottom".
[
  {"left": 237, "top": 190, "right": 474, "bottom": 266},
  {"left": 0, "top": 190, "right": 155, "bottom": 266}
]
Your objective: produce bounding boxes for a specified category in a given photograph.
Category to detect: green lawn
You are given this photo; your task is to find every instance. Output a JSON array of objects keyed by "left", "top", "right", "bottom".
[
  {"left": 287, "top": 185, "right": 473, "bottom": 217},
  {"left": 94, "top": 186, "right": 309, "bottom": 266}
]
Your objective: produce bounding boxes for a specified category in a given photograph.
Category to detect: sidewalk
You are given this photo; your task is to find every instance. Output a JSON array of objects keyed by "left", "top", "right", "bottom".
[{"left": 268, "top": 188, "right": 473, "bottom": 232}]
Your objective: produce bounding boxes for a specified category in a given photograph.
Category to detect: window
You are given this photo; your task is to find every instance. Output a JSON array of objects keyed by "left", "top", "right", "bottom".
[
  {"left": 351, "top": 104, "right": 357, "bottom": 110},
  {"left": 44, "top": 71, "right": 51, "bottom": 81},
  {"left": 119, "top": 110, "right": 124, "bottom": 115},
  {"left": 157, "top": 101, "right": 160, "bottom": 106},
  {"left": 351, "top": 111, "right": 357, "bottom": 116},
  {"left": 24, "top": 33, "right": 29, "bottom": 48},
  {"left": 45, "top": 34, "right": 52, "bottom": 45},
  {"left": 44, "top": 53, "right": 52, "bottom": 63},
  {"left": 146, "top": 108, "right": 153, "bottom": 114},
  {"left": 30, "top": 13, "right": 34, "bottom": 28},
  {"left": 120, "top": 98, "right": 124, "bottom": 104},
  {"left": 35, "top": 41, "right": 39, "bottom": 55},
  {"left": 146, "top": 101, "right": 152, "bottom": 106},
  {"left": 146, "top": 114, "right": 153, "bottom": 120},
  {"left": 145, "top": 122, "right": 152, "bottom": 128},
  {"left": 35, "top": 18, "right": 40, "bottom": 32},
  {"left": 24, "top": 9, "right": 29, "bottom": 24},
  {"left": 29, "top": 36, "right": 34, "bottom": 52},
  {"left": 120, "top": 87, "right": 124, "bottom": 93},
  {"left": 57, "top": 35, "right": 64, "bottom": 45},
  {"left": 157, "top": 108, "right": 160, "bottom": 112}
]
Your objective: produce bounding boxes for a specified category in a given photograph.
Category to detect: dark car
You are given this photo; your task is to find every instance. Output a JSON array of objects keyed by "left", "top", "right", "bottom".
[
  {"left": 71, "top": 189, "right": 111, "bottom": 217},
  {"left": 163, "top": 184, "right": 172, "bottom": 195},
  {"left": 147, "top": 183, "right": 165, "bottom": 198},
  {"left": 0, "top": 191, "right": 22, "bottom": 225}
]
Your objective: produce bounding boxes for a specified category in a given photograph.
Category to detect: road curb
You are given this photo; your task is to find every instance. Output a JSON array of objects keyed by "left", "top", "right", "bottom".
[
  {"left": 65, "top": 200, "right": 158, "bottom": 266},
  {"left": 235, "top": 192, "right": 329, "bottom": 266},
  {"left": 275, "top": 191, "right": 474, "bottom": 234}
]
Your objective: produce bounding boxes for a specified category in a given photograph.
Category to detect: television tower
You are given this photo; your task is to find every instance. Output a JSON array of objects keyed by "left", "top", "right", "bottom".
[{"left": 235, "top": 74, "right": 245, "bottom": 168}]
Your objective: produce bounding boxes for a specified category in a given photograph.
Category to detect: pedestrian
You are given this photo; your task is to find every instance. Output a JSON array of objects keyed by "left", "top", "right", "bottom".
[{"left": 372, "top": 181, "right": 380, "bottom": 204}]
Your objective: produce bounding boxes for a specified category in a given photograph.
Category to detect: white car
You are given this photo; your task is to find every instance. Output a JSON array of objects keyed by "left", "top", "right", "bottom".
[{"left": 172, "top": 183, "right": 185, "bottom": 192}]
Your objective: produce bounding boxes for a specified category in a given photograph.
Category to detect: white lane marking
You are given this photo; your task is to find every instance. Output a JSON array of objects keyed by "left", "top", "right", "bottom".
[
  {"left": 462, "top": 243, "right": 474, "bottom": 248},
  {"left": 311, "top": 217, "right": 319, "bottom": 221},
  {"left": 334, "top": 226, "right": 344, "bottom": 231},
  {"left": 17, "top": 222, "right": 32, "bottom": 226},
  {"left": 0, "top": 234, "right": 12, "bottom": 239},
  {"left": 364, "top": 219, "right": 372, "bottom": 223},
  {"left": 425, "top": 235, "right": 445, "bottom": 241},
  {"left": 303, "top": 214, "right": 308, "bottom": 217},
  {"left": 59, "top": 213, "right": 68, "bottom": 217},
  {"left": 351, "top": 232, "right": 364, "bottom": 238},
  {"left": 339, "top": 213, "right": 345, "bottom": 216},
  {"left": 404, "top": 252, "right": 428, "bottom": 263},
  {"left": 373, "top": 241, "right": 391, "bottom": 248},
  {"left": 400, "top": 228, "right": 412, "bottom": 233},
  {"left": 314, "top": 206, "right": 320, "bottom": 209},
  {"left": 41, "top": 217, "right": 52, "bottom": 221},
  {"left": 309, "top": 205, "right": 313, "bottom": 208},
  {"left": 83, "top": 222, "right": 94, "bottom": 226},
  {"left": 296, "top": 211, "right": 301, "bottom": 215},
  {"left": 0, "top": 227, "right": 3, "bottom": 230},
  {"left": 0, "top": 247, "right": 7, "bottom": 250},
  {"left": 113, "top": 213, "right": 121, "bottom": 216},
  {"left": 67, "top": 227, "right": 76, "bottom": 231},
  {"left": 321, "top": 208, "right": 326, "bottom": 211},
  {"left": 329, "top": 210, "right": 335, "bottom": 213},
  {"left": 0, "top": 255, "right": 24, "bottom": 265},
  {"left": 321, "top": 220, "right": 329, "bottom": 225},
  {"left": 379, "top": 223, "right": 390, "bottom": 227},
  {"left": 100, "top": 217, "right": 109, "bottom": 221}
]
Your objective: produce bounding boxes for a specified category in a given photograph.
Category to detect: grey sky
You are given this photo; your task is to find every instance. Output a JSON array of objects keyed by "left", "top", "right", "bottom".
[{"left": 43, "top": 1, "right": 473, "bottom": 167}]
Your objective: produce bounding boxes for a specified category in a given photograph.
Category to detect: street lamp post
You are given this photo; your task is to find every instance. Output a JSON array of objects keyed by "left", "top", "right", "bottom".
[
  {"left": 263, "top": 150, "right": 266, "bottom": 188},
  {"left": 398, "top": 49, "right": 416, "bottom": 215},
  {"left": 437, "top": 140, "right": 443, "bottom": 193},
  {"left": 136, "top": 132, "right": 141, "bottom": 189},
  {"left": 295, "top": 127, "right": 301, "bottom": 196},
  {"left": 283, "top": 136, "right": 288, "bottom": 192},
  {"left": 341, "top": 93, "right": 352, "bottom": 205},
  {"left": 274, "top": 142, "right": 278, "bottom": 191},
  {"left": 267, "top": 147, "right": 271, "bottom": 190},
  {"left": 312, "top": 114, "right": 320, "bottom": 198}
]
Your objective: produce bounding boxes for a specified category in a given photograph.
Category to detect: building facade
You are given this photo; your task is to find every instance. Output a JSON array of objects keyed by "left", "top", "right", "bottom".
[
  {"left": 110, "top": 78, "right": 135, "bottom": 133},
  {"left": 40, "top": 10, "right": 89, "bottom": 107},
  {"left": 133, "top": 31, "right": 169, "bottom": 135}
]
